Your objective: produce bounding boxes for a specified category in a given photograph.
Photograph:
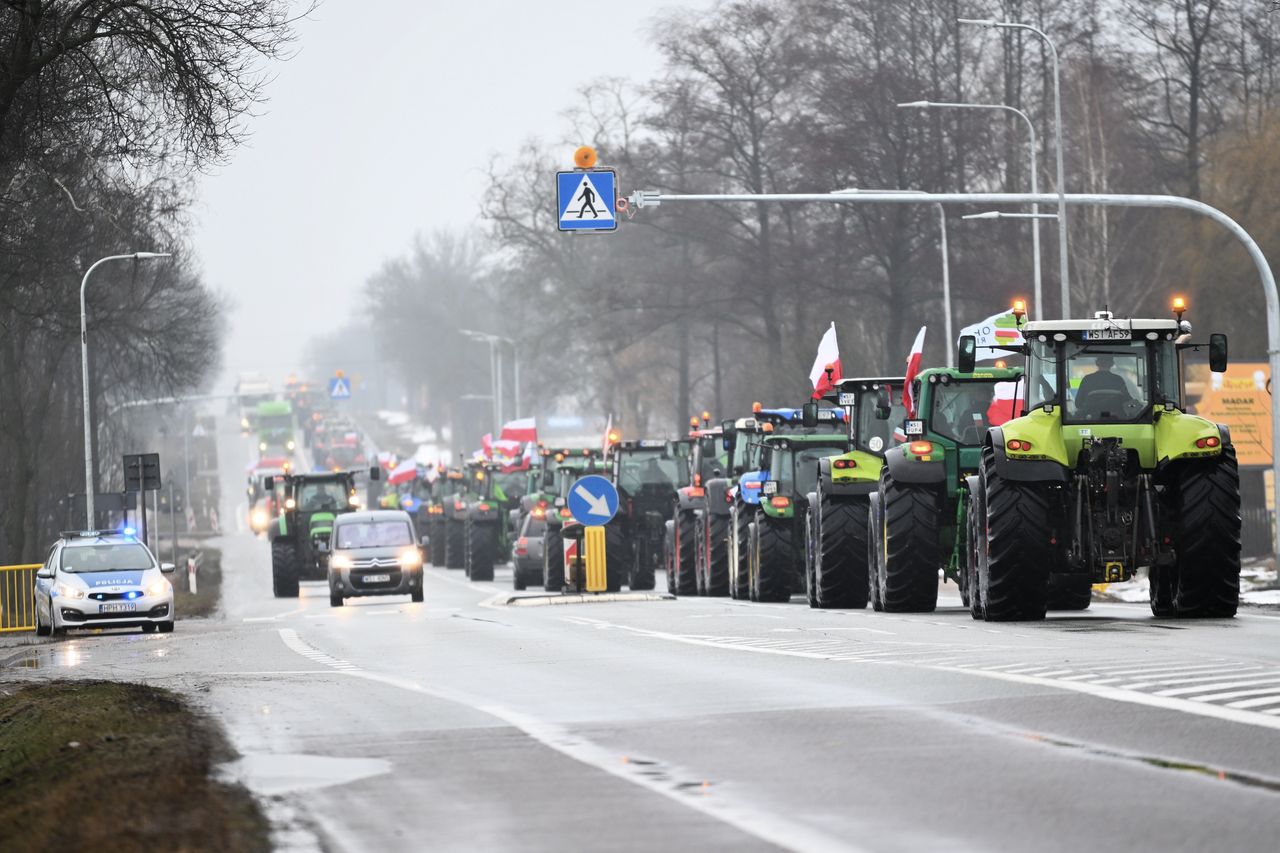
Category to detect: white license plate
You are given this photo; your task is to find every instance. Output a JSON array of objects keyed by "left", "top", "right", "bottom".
[
  {"left": 100, "top": 602, "right": 136, "bottom": 613},
  {"left": 1083, "top": 328, "right": 1131, "bottom": 341},
  {"left": 363, "top": 574, "right": 391, "bottom": 583}
]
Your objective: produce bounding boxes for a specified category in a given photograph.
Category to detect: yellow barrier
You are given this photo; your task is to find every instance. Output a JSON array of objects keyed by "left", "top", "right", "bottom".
[
  {"left": 584, "top": 527, "right": 607, "bottom": 593},
  {"left": 0, "top": 564, "right": 40, "bottom": 633}
]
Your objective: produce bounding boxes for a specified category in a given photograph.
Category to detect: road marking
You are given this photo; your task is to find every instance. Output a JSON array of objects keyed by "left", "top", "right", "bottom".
[{"left": 273, "top": 628, "right": 863, "bottom": 853}]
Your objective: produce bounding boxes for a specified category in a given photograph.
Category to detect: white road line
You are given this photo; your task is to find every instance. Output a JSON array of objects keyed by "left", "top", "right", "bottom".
[{"left": 274, "top": 628, "right": 862, "bottom": 853}]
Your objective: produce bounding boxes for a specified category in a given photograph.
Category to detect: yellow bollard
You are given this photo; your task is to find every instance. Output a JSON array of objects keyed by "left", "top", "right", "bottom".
[{"left": 584, "top": 526, "right": 607, "bottom": 592}]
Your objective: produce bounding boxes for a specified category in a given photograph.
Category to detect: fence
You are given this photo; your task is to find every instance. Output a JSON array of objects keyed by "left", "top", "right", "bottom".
[{"left": 0, "top": 564, "right": 40, "bottom": 632}]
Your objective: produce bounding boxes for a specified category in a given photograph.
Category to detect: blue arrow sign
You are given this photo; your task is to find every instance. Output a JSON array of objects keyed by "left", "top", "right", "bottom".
[
  {"left": 328, "top": 376, "right": 351, "bottom": 399},
  {"left": 566, "top": 474, "right": 619, "bottom": 525},
  {"left": 557, "top": 170, "right": 617, "bottom": 232}
]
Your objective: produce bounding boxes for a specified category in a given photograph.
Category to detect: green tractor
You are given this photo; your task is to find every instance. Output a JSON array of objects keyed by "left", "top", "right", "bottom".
[
  {"left": 867, "top": 364, "right": 1023, "bottom": 613},
  {"left": 804, "top": 377, "right": 906, "bottom": 609},
  {"left": 965, "top": 305, "right": 1239, "bottom": 621},
  {"left": 750, "top": 428, "right": 851, "bottom": 602},
  {"left": 264, "top": 467, "right": 379, "bottom": 597}
]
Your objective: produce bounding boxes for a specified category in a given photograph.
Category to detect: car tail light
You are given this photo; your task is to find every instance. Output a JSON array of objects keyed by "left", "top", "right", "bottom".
[{"left": 770, "top": 496, "right": 791, "bottom": 509}]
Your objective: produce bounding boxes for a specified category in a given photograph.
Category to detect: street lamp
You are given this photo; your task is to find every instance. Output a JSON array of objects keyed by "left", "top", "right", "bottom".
[
  {"left": 958, "top": 19, "right": 1071, "bottom": 318},
  {"left": 898, "top": 100, "right": 1045, "bottom": 320},
  {"left": 80, "top": 249, "right": 171, "bottom": 525},
  {"left": 834, "top": 189, "right": 954, "bottom": 365}
]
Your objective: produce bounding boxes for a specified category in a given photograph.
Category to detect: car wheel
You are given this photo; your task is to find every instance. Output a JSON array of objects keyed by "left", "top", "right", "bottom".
[{"left": 157, "top": 621, "right": 175, "bottom": 634}]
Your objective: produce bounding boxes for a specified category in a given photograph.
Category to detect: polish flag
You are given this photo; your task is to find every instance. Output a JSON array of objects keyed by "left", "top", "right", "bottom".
[
  {"left": 500, "top": 418, "right": 538, "bottom": 443},
  {"left": 388, "top": 458, "right": 417, "bottom": 485},
  {"left": 903, "top": 326, "right": 927, "bottom": 417},
  {"left": 987, "top": 380, "right": 1023, "bottom": 426},
  {"left": 808, "top": 322, "right": 842, "bottom": 399}
]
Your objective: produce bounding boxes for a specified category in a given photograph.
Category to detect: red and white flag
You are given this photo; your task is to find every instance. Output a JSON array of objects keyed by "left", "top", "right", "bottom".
[
  {"left": 500, "top": 417, "right": 537, "bottom": 443},
  {"left": 388, "top": 458, "right": 417, "bottom": 485},
  {"left": 903, "top": 326, "right": 927, "bottom": 417},
  {"left": 808, "top": 322, "right": 843, "bottom": 399}
]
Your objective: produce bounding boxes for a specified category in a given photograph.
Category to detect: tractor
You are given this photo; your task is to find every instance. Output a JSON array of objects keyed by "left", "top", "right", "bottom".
[
  {"left": 804, "top": 377, "right": 906, "bottom": 609},
  {"left": 264, "top": 467, "right": 380, "bottom": 597},
  {"left": 965, "top": 301, "right": 1239, "bottom": 621},
  {"left": 867, "top": 363, "right": 1022, "bottom": 613}
]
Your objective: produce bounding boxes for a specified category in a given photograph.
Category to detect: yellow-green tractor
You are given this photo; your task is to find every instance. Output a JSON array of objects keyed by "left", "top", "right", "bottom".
[{"left": 966, "top": 304, "right": 1239, "bottom": 621}]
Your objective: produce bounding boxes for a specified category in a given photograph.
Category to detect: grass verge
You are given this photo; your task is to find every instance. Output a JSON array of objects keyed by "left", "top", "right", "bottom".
[{"left": 0, "top": 680, "right": 268, "bottom": 853}]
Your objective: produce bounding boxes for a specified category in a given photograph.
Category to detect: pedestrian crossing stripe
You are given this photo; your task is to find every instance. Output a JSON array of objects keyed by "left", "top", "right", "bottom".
[{"left": 556, "top": 169, "right": 617, "bottom": 232}]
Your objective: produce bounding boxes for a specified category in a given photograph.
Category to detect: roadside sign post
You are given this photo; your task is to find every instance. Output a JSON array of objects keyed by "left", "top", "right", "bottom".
[{"left": 565, "top": 474, "right": 619, "bottom": 592}]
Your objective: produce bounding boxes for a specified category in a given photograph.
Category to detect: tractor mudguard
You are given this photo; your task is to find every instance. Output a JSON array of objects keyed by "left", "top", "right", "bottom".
[
  {"left": 705, "top": 478, "right": 733, "bottom": 516},
  {"left": 985, "top": 428, "right": 1069, "bottom": 482},
  {"left": 883, "top": 448, "right": 947, "bottom": 486}
]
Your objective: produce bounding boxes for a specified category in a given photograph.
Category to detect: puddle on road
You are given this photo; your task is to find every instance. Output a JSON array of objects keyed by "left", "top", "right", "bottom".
[{"left": 218, "top": 753, "right": 391, "bottom": 796}]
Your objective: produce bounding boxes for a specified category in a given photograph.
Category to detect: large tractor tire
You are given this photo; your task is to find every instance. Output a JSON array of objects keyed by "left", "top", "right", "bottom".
[
  {"left": 629, "top": 537, "right": 656, "bottom": 591},
  {"left": 812, "top": 496, "right": 870, "bottom": 609},
  {"left": 444, "top": 518, "right": 466, "bottom": 569},
  {"left": 730, "top": 513, "right": 751, "bottom": 600},
  {"left": 1159, "top": 446, "right": 1242, "bottom": 618},
  {"left": 965, "top": 486, "right": 985, "bottom": 620},
  {"left": 465, "top": 519, "right": 496, "bottom": 582},
  {"left": 880, "top": 471, "right": 941, "bottom": 613},
  {"left": 271, "top": 540, "right": 300, "bottom": 598},
  {"left": 867, "top": 499, "right": 884, "bottom": 612},
  {"left": 605, "top": 523, "right": 627, "bottom": 592},
  {"left": 429, "top": 517, "right": 446, "bottom": 567},
  {"left": 673, "top": 510, "right": 697, "bottom": 597},
  {"left": 1047, "top": 574, "right": 1092, "bottom": 610},
  {"left": 543, "top": 526, "right": 565, "bottom": 593},
  {"left": 977, "top": 447, "right": 1050, "bottom": 621},
  {"left": 704, "top": 515, "right": 731, "bottom": 597},
  {"left": 754, "top": 516, "right": 794, "bottom": 603}
]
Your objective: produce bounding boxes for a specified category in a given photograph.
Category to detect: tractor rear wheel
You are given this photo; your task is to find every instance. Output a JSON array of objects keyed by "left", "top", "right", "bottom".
[
  {"left": 754, "top": 516, "right": 793, "bottom": 603},
  {"left": 444, "top": 518, "right": 465, "bottom": 569},
  {"left": 1164, "top": 446, "right": 1241, "bottom": 618},
  {"left": 466, "top": 519, "right": 495, "bottom": 582},
  {"left": 813, "top": 496, "right": 870, "bottom": 609},
  {"left": 705, "top": 515, "right": 730, "bottom": 597},
  {"left": 978, "top": 447, "right": 1050, "bottom": 621},
  {"left": 543, "top": 526, "right": 565, "bottom": 593},
  {"left": 271, "top": 540, "right": 299, "bottom": 598},
  {"left": 673, "top": 511, "right": 697, "bottom": 597},
  {"left": 880, "top": 471, "right": 940, "bottom": 613}
]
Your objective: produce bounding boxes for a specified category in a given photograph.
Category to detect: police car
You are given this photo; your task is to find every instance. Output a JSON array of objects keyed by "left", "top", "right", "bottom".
[{"left": 33, "top": 530, "right": 177, "bottom": 636}]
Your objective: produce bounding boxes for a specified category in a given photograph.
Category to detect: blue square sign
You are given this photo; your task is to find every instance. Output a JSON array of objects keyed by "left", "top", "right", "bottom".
[{"left": 557, "top": 170, "right": 617, "bottom": 232}]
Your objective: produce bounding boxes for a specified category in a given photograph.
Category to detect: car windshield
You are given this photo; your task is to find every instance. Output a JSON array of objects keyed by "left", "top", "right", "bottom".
[
  {"left": 618, "top": 451, "right": 681, "bottom": 491},
  {"left": 335, "top": 521, "right": 413, "bottom": 549},
  {"left": 298, "top": 482, "right": 348, "bottom": 511},
  {"left": 930, "top": 379, "right": 1017, "bottom": 445},
  {"left": 60, "top": 542, "right": 153, "bottom": 572},
  {"left": 856, "top": 388, "right": 905, "bottom": 454}
]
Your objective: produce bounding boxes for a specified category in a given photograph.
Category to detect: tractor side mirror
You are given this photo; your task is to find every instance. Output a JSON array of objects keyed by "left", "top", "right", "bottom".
[
  {"left": 262, "top": 476, "right": 275, "bottom": 491},
  {"left": 1209, "top": 333, "right": 1229, "bottom": 373},
  {"left": 369, "top": 466, "right": 382, "bottom": 481},
  {"left": 875, "top": 389, "right": 892, "bottom": 420},
  {"left": 958, "top": 334, "right": 977, "bottom": 374},
  {"left": 801, "top": 401, "right": 819, "bottom": 428}
]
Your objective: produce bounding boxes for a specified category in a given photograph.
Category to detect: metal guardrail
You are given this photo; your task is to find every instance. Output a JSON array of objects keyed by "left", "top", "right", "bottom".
[{"left": 0, "top": 564, "right": 40, "bottom": 633}]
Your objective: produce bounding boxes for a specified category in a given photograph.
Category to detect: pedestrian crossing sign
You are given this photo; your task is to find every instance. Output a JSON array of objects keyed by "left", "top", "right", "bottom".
[{"left": 557, "top": 169, "right": 617, "bottom": 232}]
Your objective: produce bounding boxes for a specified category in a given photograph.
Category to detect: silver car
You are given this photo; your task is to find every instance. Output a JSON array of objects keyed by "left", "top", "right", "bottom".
[
  {"left": 327, "top": 510, "right": 424, "bottom": 606},
  {"left": 33, "top": 531, "right": 176, "bottom": 635}
]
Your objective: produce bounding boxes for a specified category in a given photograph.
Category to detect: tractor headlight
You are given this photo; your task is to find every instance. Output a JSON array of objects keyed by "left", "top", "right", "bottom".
[{"left": 55, "top": 582, "right": 85, "bottom": 600}]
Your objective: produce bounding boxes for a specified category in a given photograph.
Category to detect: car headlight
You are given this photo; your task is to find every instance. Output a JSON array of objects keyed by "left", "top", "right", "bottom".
[
  {"left": 55, "top": 582, "right": 85, "bottom": 600},
  {"left": 399, "top": 548, "right": 422, "bottom": 568},
  {"left": 148, "top": 580, "right": 170, "bottom": 596},
  {"left": 331, "top": 554, "right": 352, "bottom": 570}
]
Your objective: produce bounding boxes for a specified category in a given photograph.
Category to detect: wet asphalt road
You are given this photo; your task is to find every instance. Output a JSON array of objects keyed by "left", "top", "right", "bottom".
[{"left": 5, "top": 424, "right": 1280, "bottom": 852}]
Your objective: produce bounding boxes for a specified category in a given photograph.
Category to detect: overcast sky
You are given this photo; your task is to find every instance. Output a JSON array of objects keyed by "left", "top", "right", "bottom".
[{"left": 195, "top": 0, "right": 712, "bottom": 390}]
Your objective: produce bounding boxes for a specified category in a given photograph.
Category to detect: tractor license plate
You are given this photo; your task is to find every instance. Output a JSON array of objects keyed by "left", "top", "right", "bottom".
[
  {"left": 1083, "top": 328, "right": 1131, "bottom": 341},
  {"left": 100, "top": 603, "right": 136, "bottom": 614},
  {"left": 363, "top": 574, "right": 391, "bottom": 583}
]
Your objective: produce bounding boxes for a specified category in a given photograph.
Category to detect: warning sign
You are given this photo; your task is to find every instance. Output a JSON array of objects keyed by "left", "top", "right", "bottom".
[{"left": 1186, "top": 362, "right": 1272, "bottom": 467}]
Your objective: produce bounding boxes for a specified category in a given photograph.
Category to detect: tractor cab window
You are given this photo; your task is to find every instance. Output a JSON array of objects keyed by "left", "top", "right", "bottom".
[
  {"left": 1065, "top": 342, "right": 1149, "bottom": 422},
  {"left": 855, "top": 389, "right": 905, "bottom": 454},
  {"left": 930, "top": 380, "right": 1012, "bottom": 446},
  {"left": 297, "top": 482, "right": 348, "bottom": 511},
  {"left": 618, "top": 451, "right": 681, "bottom": 492}
]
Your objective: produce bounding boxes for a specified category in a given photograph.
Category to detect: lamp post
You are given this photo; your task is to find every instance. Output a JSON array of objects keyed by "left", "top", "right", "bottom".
[
  {"left": 835, "top": 189, "right": 954, "bottom": 365},
  {"left": 958, "top": 19, "right": 1070, "bottom": 317},
  {"left": 80, "top": 252, "right": 171, "bottom": 527},
  {"left": 898, "top": 100, "right": 1045, "bottom": 320}
]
